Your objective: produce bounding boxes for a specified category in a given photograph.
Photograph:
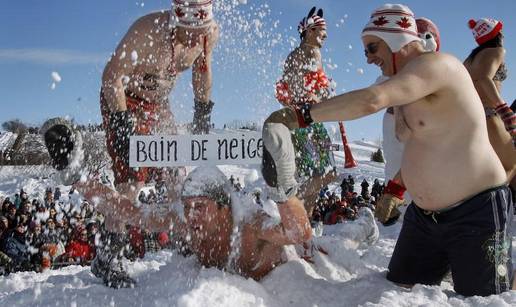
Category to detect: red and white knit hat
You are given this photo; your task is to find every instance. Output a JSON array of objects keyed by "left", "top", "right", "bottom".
[
  {"left": 468, "top": 18, "right": 503, "bottom": 45},
  {"left": 298, "top": 15, "right": 326, "bottom": 34},
  {"left": 171, "top": 0, "right": 214, "bottom": 28},
  {"left": 362, "top": 4, "right": 421, "bottom": 53}
]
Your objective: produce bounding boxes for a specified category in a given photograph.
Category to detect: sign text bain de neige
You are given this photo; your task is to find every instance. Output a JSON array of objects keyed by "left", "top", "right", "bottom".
[{"left": 129, "top": 132, "right": 263, "bottom": 167}]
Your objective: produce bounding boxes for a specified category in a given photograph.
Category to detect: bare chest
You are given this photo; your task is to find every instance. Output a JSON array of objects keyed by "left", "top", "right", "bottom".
[{"left": 394, "top": 97, "right": 439, "bottom": 142}]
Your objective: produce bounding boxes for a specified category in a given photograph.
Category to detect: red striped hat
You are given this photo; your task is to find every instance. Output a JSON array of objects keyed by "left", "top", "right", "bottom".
[
  {"left": 298, "top": 15, "right": 326, "bottom": 34},
  {"left": 468, "top": 18, "right": 503, "bottom": 45},
  {"left": 172, "top": 0, "right": 213, "bottom": 28},
  {"left": 362, "top": 4, "right": 420, "bottom": 53}
]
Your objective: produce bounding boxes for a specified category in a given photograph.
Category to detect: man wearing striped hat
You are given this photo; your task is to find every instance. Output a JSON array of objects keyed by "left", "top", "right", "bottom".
[
  {"left": 262, "top": 4, "right": 513, "bottom": 296},
  {"left": 42, "top": 0, "right": 220, "bottom": 289}
]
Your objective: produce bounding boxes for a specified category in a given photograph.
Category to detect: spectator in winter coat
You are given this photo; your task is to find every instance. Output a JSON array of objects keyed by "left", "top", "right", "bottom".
[
  {"left": 1, "top": 224, "right": 32, "bottom": 272},
  {"left": 42, "top": 218, "right": 61, "bottom": 245},
  {"left": 371, "top": 179, "right": 382, "bottom": 200},
  {"left": 6, "top": 204, "right": 17, "bottom": 229},
  {"left": 360, "top": 179, "right": 370, "bottom": 199},
  {"left": 64, "top": 225, "right": 95, "bottom": 264}
]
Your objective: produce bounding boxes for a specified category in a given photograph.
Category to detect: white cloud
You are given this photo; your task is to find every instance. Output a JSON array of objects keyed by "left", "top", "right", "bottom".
[{"left": 0, "top": 48, "right": 108, "bottom": 65}]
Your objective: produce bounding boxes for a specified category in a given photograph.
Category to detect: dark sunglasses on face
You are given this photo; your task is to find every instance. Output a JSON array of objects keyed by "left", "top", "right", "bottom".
[{"left": 364, "top": 42, "right": 379, "bottom": 57}]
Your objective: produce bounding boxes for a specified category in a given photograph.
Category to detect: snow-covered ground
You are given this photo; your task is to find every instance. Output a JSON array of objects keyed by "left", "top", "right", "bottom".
[{"left": 1, "top": 144, "right": 515, "bottom": 307}]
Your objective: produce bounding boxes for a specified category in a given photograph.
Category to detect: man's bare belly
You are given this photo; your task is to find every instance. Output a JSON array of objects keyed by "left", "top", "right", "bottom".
[{"left": 401, "top": 136, "right": 507, "bottom": 211}]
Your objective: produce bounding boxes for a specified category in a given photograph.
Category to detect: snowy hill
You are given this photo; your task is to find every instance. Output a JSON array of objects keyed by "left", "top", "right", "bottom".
[{"left": 0, "top": 132, "right": 16, "bottom": 153}]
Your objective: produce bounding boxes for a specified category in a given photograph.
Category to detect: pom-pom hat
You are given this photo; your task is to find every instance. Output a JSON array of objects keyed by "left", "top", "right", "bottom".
[{"left": 468, "top": 18, "right": 503, "bottom": 45}]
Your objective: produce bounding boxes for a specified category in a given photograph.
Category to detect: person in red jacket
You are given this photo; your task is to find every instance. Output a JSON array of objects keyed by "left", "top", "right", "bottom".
[{"left": 64, "top": 225, "right": 95, "bottom": 265}]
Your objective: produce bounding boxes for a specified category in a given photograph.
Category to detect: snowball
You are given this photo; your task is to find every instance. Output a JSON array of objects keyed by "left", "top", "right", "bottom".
[
  {"left": 131, "top": 50, "right": 138, "bottom": 63},
  {"left": 51, "top": 71, "right": 62, "bottom": 83}
]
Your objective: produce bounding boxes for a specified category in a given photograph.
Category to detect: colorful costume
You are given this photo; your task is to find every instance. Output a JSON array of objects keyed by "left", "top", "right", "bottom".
[{"left": 275, "top": 68, "right": 335, "bottom": 180}]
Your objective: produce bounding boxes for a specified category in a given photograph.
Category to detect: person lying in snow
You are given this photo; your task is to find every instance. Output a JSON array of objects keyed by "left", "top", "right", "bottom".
[
  {"left": 40, "top": 116, "right": 316, "bottom": 285},
  {"left": 69, "top": 165, "right": 312, "bottom": 282}
]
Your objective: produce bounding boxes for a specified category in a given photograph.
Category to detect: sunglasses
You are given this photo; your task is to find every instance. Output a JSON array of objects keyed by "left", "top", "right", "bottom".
[{"left": 364, "top": 42, "right": 379, "bottom": 57}]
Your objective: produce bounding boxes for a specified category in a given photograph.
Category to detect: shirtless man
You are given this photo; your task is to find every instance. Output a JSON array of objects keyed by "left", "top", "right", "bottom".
[
  {"left": 41, "top": 0, "right": 219, "bottom": 288},
  {"left": 101, "top": 0, "right": 219, "bottom": 198},
  {"left": 76, "top": 166, "right": 312, "bottom": 281},
  {"left": 262, "top": 4, "right": 513, "bottom": 296},
  {"left": 375, "top": 17, "right": 441, "bottom": 225}
]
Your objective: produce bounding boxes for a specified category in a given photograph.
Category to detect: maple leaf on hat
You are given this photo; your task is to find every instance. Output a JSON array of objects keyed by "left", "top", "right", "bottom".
[
  {"left": 396, "top": 17, "right": 412, "bottom": 29},
  {"left": 175, "top": 7, "right": 185, "bottom": 18},
  {"left": 195, "top": 9, "right": 208, "bottom": 20},
  {"left": 373, "top": 16, "right": 389, "bottom": 26}
]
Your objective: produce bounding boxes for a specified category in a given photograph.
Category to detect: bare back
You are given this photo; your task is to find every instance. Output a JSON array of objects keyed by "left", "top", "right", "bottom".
[{"left": 393, "top": 53, "right": 506, "bottom": 210}]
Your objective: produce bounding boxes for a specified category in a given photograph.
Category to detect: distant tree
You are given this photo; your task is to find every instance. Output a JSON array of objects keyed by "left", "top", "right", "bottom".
[
  {"left": 2, "top": 119, "right": 27, "bottom": 134},
  {"left": 371, "top": 148, "right": 385, "bottom": 163}
]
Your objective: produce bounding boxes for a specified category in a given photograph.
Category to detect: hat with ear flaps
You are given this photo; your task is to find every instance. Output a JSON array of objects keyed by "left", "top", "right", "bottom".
[{"left": 362, "top": 3, "right": 421, "bottom": 53}]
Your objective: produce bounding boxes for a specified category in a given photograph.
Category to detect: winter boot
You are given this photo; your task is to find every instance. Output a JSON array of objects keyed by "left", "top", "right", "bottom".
[
  {"left": 91, "top": 232, "right": 136, "bottom": 289},
  {"left": 192, "top": 99, "right": 214, "bottom": 134},
  {"left": 40, "top": 118, "right": 85, "bottom": 185}
]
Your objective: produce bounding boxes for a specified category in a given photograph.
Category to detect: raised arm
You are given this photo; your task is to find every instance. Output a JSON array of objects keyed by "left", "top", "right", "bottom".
[
  {"left": 192, "top": 23, "right": 219, "bottom": 102},
  {"left": 310, "top": 53, "right": 447, "bottom": 123}
]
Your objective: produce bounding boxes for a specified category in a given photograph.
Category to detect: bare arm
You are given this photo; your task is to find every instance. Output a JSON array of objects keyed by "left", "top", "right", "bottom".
[
  {"left": 255, "top": 197, "right": 312, "bottom": 246},
  {"left": 468, "top": 48, "right": 505, "bottom": 108},
  {"left": 310, "top": 53, "right": 448, "bottom": 123},
  {"left": 75, "top": 181, "right": 185, "bottom": 234},
  {"left": 192, "top": 24, "right": 219, "bottom": 102},
  {"left": 101, "top": 17, "right": 151, "bottom": 112}
]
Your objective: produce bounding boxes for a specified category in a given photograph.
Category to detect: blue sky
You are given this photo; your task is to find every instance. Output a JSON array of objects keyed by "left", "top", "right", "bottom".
[{"left": 0, "top": 0, "right": 515, "bottom": 141}]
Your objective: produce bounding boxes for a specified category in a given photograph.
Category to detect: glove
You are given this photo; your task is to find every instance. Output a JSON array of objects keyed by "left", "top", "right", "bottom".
[
  {"left": 109, "top": 111, "right": 136, "bottom": 165},
  {"left": 374, "top": 180, "right": 406, "bottom": 225},
  {"left": 262, "top": 122, "right": 298, "bottom": 202},
  {"left": 495, "top": 102, "right": 516, "bottom": 147},
  {"left": 265, "top": 104, "right": 313, "bottom": 130},
  {"left": 192, "top": 99, "right": 214, "bottom": 134},
  {"left": 43, "top": 123, "right": 76, "bottom": 171}
]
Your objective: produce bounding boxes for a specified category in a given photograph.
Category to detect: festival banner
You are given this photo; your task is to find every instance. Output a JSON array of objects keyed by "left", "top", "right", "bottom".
[{"left": 129, "top": 132, "right": 263, "bottom": 167}]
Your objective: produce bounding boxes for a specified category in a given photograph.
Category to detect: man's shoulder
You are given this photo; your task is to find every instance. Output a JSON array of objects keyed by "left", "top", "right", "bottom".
[
  {"left": 477, "top": 47, "right": 505, "bottom": 60},
  {"left": 131, "top": 11, "right": 170, "bottom": 30},
  {"left": 409, "top": 52, "right": 464, "bottom": 74}
]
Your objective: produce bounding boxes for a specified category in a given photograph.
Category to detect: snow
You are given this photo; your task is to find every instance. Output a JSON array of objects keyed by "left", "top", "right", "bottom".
[
  {"left": 51, "top": 72, "right": 61, "bottom": 83},
  {"left": 1, "top": 143, "right": 515, "bottom": 306},
  {"left": 0, "top": 132, "right": 17, "bottom": 153}
]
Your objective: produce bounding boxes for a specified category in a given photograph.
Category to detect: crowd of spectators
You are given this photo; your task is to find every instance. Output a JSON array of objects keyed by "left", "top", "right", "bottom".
[
  {"left": 311, "top": 175, "right": 385, "bottom": 225},
  {"left": 0, "top": 186, "right": 170, "bottom": 276}
]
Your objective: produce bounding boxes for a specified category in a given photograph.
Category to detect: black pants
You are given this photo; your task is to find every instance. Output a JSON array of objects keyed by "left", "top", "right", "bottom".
[{"left": 387, "top": 185, "right": 513, "bottom": 296}]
